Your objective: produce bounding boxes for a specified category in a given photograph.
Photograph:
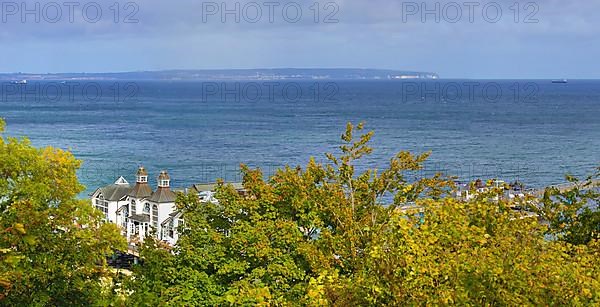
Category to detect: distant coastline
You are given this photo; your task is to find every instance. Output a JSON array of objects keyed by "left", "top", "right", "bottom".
[{"left": 0, "top": 68, "right": 439, "bottom": 81}]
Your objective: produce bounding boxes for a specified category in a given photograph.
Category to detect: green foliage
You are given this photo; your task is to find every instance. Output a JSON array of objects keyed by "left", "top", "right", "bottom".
[
  {"left": 2, "top": 117, "right": 598, "bottom": 305},
  {"left": 129, "top": 122, "right": 600, "bottom": 305},
  {"left": 324, "top": 199, "right": 600, "bottom": 305},
  {"left": 534, "top": 169, "right": 600, "bottom": 245},
  {"left": 0, "top": 118, "right": 126, "bottom": 305}
]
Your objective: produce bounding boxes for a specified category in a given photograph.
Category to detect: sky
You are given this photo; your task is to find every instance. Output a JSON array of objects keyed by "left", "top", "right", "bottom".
[{"left": 0, "top": 0, "right": 598, "bottom": 78}]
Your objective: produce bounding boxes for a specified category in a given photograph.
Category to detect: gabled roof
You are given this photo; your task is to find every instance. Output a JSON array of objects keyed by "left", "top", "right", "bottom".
[
  {"left": 116, "top": 204, "right": 128, "bottom": 213},
  {"left": 129, "top": 183, "right": 153, "bottom": 198},
  {"left": 162, "top": 211, "right": 183, "bottom": 225},
  {"left": 160, "top": 216, "right": 173, "bottom": 226},
  {"left": 96, "top": 181, "right": 132, "bottom": 201},
  {"left": 148, "top": 187, "right": 176, "bottom": 203},
  {"left": 114, "top": 176, "right": 129, "bottom": 185}
]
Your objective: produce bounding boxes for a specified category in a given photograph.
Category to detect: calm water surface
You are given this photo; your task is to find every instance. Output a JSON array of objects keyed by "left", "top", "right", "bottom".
[{"left": 1, "top": 80, "right": 598, "bottom": 195}]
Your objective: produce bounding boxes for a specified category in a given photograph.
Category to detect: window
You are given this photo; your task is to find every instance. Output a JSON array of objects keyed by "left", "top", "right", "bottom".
[
  {"left": 95, "top": 194, "right": 108, "bottom": 219},
  {"left": 144, "top": 203, "right": 150, "bottom": 214},
  {"left": 122, "top": 208, "right": 129, "bottom": 228},
  {"left": 131, "top": 199, "right": 136, "bottom": 213},
  {"left": 152, "top": 205, "right": 158, "bottom": 229},
  {"left": 160, "top": 179, "right": 169, "bottom": 186},
  {"left": 139, "top": 176, "right": 147, "bottom": 182},
  {"left": 168, "top": 220, "right": 174, "bottom": 238}
]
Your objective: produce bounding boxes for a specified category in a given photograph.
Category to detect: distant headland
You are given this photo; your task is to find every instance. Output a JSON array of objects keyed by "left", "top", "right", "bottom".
[{"left": 0, "top": 68, "right": 439, "bottom": 81}]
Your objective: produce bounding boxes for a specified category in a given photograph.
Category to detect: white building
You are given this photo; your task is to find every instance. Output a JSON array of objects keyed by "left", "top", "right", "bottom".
[
  {"left": 91, "top": 167, "right": 246, "bottom": 247},
  {"left": 90, "top": 167, "right": 244, "bottom": 249},
  {"left": 91, "top": 166, "right": 181, "bottom": 246}
]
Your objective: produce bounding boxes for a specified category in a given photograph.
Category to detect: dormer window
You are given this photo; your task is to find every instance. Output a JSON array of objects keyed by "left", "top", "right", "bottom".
[
  {"left": 136, "top": 166, "right": 149, "bottom": 183},
  {"left": 157, "top": 170, "right": 171, "bottom": 188}
]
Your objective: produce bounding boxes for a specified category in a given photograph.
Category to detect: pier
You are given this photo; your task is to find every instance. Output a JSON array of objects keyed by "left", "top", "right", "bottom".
[{"left": 528, "top": 179, "right": 600, "bottom": 198}]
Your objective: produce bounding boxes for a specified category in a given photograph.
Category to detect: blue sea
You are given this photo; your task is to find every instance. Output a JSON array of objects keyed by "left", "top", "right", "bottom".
[{"left": 0, "top": 79, "right": 598, "bottom": 196}]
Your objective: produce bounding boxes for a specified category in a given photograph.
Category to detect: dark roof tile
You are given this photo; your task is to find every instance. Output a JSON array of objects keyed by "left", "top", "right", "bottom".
[
  {"left": 129, "top": 183, "right": 153, "bottom": 198},
  {"left": 99, "top": 184, "right": 131, "bottom": 201},
  {"left": 149, "top": 187, "right": 176, "bottom": 203}
]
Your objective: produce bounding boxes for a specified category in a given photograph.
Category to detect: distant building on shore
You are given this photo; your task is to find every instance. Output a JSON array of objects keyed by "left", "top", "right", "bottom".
[{"left": 90, "top": 166, "right": 243, "bottom": 246}]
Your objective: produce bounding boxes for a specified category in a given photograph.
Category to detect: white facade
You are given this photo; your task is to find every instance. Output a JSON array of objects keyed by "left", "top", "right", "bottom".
[
  {"left": 91, "top": 168, "right": 181, "bottom": 246},
  {"left": 91, "top": 169, "right": 244, "bottom": 248},
  {"left": 90, "top": 176, "right": 130, "bottom": 224}
]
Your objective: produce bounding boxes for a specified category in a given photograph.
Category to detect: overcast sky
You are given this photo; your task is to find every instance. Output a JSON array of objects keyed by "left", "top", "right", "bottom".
[{"left": 0, "top": 0, "right": 597, "bottom": 78}]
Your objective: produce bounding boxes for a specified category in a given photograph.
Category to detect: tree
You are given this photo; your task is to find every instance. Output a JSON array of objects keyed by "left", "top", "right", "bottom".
[
  {"left": 316, "top": 196, "right": 600, "bottom": 305},
  {"left": 3, "top": 116, "right": 598, "bottom": 305},
  {"left": 0, "top": 118, "right": 126, "bottom": 305},
  {"left": 129, "top": 122, "right": 600, "bottom": 305},
  {"left": 534, "top": 170, "right": 600, "bottom": 245}
]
